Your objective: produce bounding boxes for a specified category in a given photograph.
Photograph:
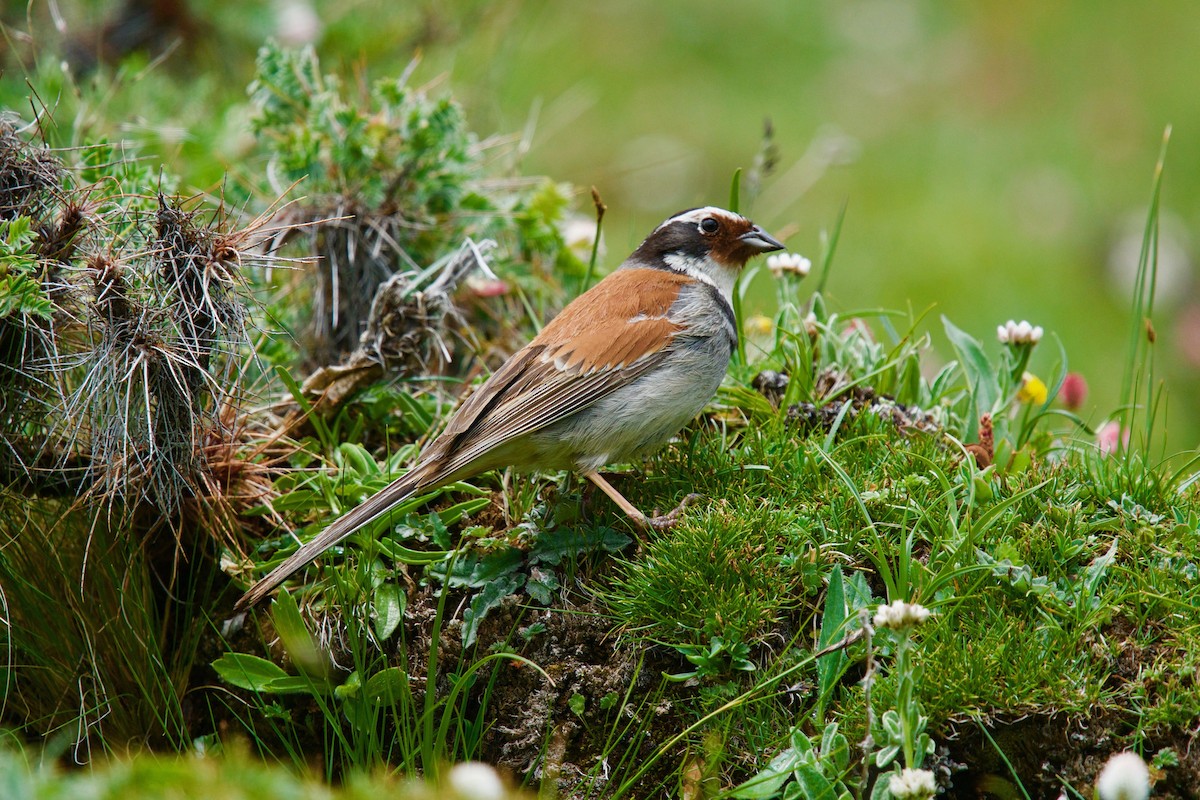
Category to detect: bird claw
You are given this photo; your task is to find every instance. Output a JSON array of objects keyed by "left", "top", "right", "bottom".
[{"left": 644, "top": 493, "right": 704, "bottom": 530}]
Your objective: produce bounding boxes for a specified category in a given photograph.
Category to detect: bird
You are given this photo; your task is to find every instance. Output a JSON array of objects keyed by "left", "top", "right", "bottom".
[{"left": 236, "top": 206, "right": 784, "bottom": 609}]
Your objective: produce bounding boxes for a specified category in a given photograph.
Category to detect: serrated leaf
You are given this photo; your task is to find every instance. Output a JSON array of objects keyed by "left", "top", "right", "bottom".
[
  {"left": 525, "top": 568, "right": 559, "bottom": 605},
  {"left": 461, "top": 574, "right": 524, "bottom": 647},
  {"left": 443, "top": 547, "right": 524, "bottom": 589},
  {"left": 529, "top": 526, "right": 632, "bottom": 565}
]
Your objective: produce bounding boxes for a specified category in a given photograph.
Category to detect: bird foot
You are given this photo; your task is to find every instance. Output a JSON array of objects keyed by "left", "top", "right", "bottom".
[{"left": 645, "top": 493, "right": 703, "bottom": 530}]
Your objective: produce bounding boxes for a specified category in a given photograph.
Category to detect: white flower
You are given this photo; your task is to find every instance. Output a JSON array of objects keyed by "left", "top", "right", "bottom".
[
  {"left": 766, "top": 252, "right": 812, "bottom": 278},
  {"left": 275, "top": 0, "right": 322, "bottom": 45},
  {"left": 1096, "top": 752, "right": 1150, "bottom": 800},
  {"left": 873, "top": 599, "right": 932, "bottom": 631},
  {"left": 888, "top": 767, "right": 937, "bottom": 799},
  {"left": 997, "top": 319, "right": 1044, "bottom": 346},
  {"left": 447, "top": 761, "right": 506, "bottom": 800}
]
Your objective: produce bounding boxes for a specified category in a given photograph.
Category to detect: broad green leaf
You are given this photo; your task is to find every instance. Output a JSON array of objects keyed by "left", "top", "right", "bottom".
[
  {"left": 530, "top": 526, "right": 632, "bottom": 565},
  {"left": 211, "top": 653, "right": 289, "bottom": 692},
  {"left": 364, "top": 667, "right": 409, "bottom": 702},
  {"left": 373, "top": 583, "right": 406, "bottom": 641},
  {"left": 729, "top": 746, "right": 803, "bottom": 799},
  {"left": 816, "top": 566, "right": 850, "bottom": 707},
  {"left": 271, "top": 590, "right": 330, "bottom": 679},
  {"left": 792, "top": 764, "right": 837, "bottom": 800}
]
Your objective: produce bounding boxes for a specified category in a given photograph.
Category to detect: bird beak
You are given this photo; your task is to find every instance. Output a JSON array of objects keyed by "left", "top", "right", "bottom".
[{"left": 738, "top": 226, "right": 785, "bottom": 253}]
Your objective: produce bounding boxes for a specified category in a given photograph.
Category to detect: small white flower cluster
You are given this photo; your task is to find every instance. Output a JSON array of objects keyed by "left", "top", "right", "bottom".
[
  {"left": 996, "top": 319, "right": 1044, "bottom": 345},
  {"left": 767, "top": 252, "right": 812, "bottom": 278},
  {"left": 447, "top": 761, "right": 506, "bottom": 800},
  {"left": 873, "top": 600, "right": 932, "bottom": 631},
  {"left": 1096, "top": 751, "right": 1150, "bottom": 800},
  {"left": 888, "top": 767, "right": 937, "bottom": 800}
]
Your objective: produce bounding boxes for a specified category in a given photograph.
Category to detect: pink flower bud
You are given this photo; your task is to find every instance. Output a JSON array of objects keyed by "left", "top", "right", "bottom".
[{"left": 1059, "top": 373, "right": 1088, "bottom": 410}]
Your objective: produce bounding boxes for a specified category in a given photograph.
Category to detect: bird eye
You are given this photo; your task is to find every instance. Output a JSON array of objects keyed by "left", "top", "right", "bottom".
[{"left": 700, "top": 217, "right": 720, "bottom": 234}]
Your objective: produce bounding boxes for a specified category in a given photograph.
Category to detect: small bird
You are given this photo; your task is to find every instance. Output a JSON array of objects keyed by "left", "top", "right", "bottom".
[{"left": 237, "top": 207, "right": 784, "bottom": 609}]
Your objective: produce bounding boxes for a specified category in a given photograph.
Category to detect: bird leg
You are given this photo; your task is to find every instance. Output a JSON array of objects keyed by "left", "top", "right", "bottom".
[
  {"left": 581, "top": 471, "right": 699, "bottom": 531},
  {"left": 650, "top": 492, "right": 703, "bottom": 528}
]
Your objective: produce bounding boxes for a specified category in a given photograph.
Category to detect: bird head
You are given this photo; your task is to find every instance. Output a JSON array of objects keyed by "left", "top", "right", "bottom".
[{"left": 627, "top": 206, "right": 785, "bottom": 298}]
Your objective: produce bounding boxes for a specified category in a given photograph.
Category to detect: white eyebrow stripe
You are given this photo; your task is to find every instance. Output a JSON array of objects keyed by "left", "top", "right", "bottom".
[{"left": 654, "top": 206, "right": 741, "bottom": 232}]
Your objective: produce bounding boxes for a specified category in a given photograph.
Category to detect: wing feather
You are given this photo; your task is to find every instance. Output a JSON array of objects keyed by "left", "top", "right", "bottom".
[{"left": 422, "top": 268, "right": 687, "bottom": 472}]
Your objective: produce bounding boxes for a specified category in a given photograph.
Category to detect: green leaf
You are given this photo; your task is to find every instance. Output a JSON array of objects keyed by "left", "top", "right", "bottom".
[
  {"left": 364, "top": 667, "right": 409, "bottom": 702},
  {"left": 211, "top": 653, "right": 290, "bottom": 692},
  {"left": 869, "top": 770, "right": 895, "bottom": 800},
  {"left": 271, "top": 590, "right": 330, "bottom": 679},
  {"left": 435, "top": 496, "right": 490, "bottom": 526},
  {"left": 875, "top": 743, "right": 900, "bottom": 769},
  {"left": 568, "top": 693, "right": 586, "bottom": 717},
  {"left": 392, "top": 388, "right": 434, "bottom": 432},
  {"left": 461, "top": 574, "right": 524, "bottom": 647},
  {"left": 816, "top": 566, "right": 850, "bottom": 710},
  {"left": 525, "top": 567, "right": 559, "bottom": 605},
  {"left": 333, "top": 670, "right": 362, "bottom": 700},
  {"left": 266, "top": 675, "right": 327, "bottom": 694},
  {"left": 942, "top": 315, "right": 1001, "bottom": 440},
  {"left": 374, "top": 538, "right": 453, "bottom": 565},
  {"left": 730, "top": 745, "right": 803, "bottom": 798},
  {"left": 529, "top": 526, "right": 631, "bottom": 565},
  {"left": 373, "top": 583, "right": 406, "bottom": 641},
  {"left": 820, "top": 723, "right": 849, "bottom": 773},
  {"left": 443, "top": 547, "right": 524, "bottom": 589},
  {"left": 791, "top": 764, "right": 836, "bottom": 799}
]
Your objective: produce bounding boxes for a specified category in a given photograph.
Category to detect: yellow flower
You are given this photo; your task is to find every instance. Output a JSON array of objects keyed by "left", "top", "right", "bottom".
[
  {"left": 745, "top": 314, "right": 774, "bottom": 336},
  {"left": 1017, "top": 372, "right": 1047, "bottom": 405}
]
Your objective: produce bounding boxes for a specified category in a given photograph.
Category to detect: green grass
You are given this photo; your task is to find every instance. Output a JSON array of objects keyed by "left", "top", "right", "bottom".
[{"left": 3, "top": 25, "right": 1200, "bottom": 800}]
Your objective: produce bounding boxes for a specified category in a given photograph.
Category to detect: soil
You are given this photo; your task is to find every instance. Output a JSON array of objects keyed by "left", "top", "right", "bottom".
[
  {"left": 400, "top": 589, "right": 692, "bottom": 798},
  {"left": 940, "top": 712, "right": 1200, "bottom": 799}
]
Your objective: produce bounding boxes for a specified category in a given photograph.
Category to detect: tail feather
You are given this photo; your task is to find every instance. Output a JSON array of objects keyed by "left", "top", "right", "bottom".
[{"left": 235, "top": 472, "right": 425, "bottom": 610}]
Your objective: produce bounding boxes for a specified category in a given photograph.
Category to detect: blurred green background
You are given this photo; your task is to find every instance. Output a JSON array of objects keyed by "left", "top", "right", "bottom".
[{"left": 4, "top": 0, "right": 1199, "bottom": 447}]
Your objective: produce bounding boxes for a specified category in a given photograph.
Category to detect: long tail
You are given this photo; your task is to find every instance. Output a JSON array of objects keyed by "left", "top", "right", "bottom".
[{"left": 235, "top": 470, "right": 427, "bottom": 610}]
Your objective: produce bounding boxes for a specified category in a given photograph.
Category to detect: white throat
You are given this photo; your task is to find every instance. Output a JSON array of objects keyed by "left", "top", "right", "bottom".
[{"left": 663, "top": 253, "right": 737, "bottom": 302}]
